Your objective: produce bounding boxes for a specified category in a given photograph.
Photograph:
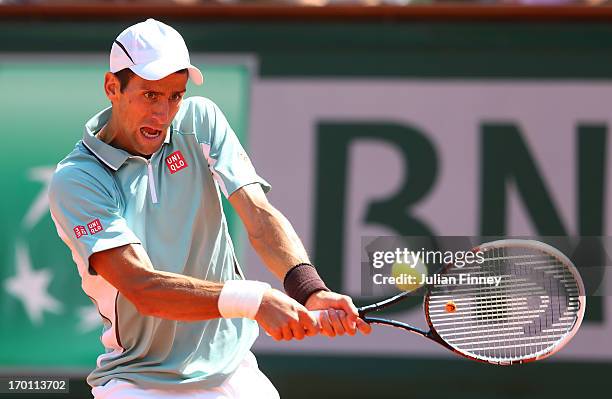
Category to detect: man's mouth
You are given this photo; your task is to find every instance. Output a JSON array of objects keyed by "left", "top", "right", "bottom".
[{"left": 140, "top": 127, "right": 162, "bottom": 140}]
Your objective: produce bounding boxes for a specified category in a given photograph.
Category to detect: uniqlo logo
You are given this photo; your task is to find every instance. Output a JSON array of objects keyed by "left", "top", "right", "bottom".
[
  {"left": 87, "top": 219, "right": 103, "bottom": 235},
  {"left": 73, "top": 225, "right": 87, "bottom": 239},
  {"left": 165, "top": 151, "right": 188, "bottom": 174}
]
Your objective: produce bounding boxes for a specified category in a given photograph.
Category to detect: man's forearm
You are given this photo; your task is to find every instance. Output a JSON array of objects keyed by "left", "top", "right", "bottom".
[
  {"left": 228, "top": 183, "right": 328, "bottom": 304},
  {"left": 90, "top": 244, "right": 226, "bottom": 321},
  {"left": 128, "top": 269, "right": 224, "bottom": 321},
  {"left": 247, "top": 204, "right": 311, "bottom": 280}
]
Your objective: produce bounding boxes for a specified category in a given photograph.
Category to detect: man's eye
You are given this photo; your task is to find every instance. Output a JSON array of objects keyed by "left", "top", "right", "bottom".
[
  {"left": 170, "top": 93, "right": 183, "bottom": 101},
  {"left": 144, "top": 92, "right": 157, "bottom": 100}
]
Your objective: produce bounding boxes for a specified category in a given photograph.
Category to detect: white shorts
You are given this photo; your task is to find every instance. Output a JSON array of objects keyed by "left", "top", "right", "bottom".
[{"left": 91, "top": 352, "right": 280, "bottom": 399}]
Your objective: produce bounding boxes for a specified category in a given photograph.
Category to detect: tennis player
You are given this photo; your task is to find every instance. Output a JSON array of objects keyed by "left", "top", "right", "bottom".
[{"left": 48, "top": 19, "right": 370, "bottom": 398}]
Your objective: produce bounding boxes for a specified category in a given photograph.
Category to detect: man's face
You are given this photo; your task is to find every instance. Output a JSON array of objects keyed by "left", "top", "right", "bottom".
[{"left": 104, "top": 71, "right": 188, "bottom": 157}]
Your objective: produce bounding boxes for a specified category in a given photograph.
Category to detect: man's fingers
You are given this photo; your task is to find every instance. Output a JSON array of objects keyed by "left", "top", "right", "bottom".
[
  {"left": 357, "top": 318, "right": 372, "bottom": 335},
  {"left": 289, "top": 320, "right": 305, "bottom": 340},
  {"left": 328, "top": 296, "right": 358, "bottom": 332},
  {"left": 281, "top": 325, "right": 293, "bottom": 341},
  {"left": 268, "top": 327, "right": 283, "bottom": 341},
  {"left": 319, "top": 311, "right": 335, "bottom": 337},
  {"left": 341, "top": 297, "right": 359, "bottom": 329},
  {"left": 302, "top": 292, "right": 366, "bottom": 337},
  {"left": 328, "top": 309, "right": 346, "bottom": 336},
  {"left": 336, "top": 309, "right": 356, "bottom": 336},
  {"left": 341, "top": 296, "right": 359, "bottom": 318},
  {"left": 299, "top": 311, "right": 319, "bottom": 337}
]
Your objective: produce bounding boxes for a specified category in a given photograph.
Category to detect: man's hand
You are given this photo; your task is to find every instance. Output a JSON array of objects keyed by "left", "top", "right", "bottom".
[
  {"left": 305, "top": 290, "right": 372, "bottom": 337},
  {"left": 255, "top": 289, "right": 319, "bottom": 341}
]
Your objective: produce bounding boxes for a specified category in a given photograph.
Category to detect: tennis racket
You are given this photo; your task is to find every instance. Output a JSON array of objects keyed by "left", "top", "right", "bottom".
[{"left": 312, "top": 239, "right": 585, "bottom": 365}]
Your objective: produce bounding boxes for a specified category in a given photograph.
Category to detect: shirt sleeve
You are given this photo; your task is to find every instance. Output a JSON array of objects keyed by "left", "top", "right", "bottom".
[
  {"left": 48, "top": 165, "right": 141, "bottom": 273},
  {"left": 194, "top": 98, "right": 271, "bottom": 198}
]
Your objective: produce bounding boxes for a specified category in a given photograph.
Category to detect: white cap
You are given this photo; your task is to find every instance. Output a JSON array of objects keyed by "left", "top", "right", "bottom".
[{"left": 110, "top": 18, "right": 203, "bottom": 85}]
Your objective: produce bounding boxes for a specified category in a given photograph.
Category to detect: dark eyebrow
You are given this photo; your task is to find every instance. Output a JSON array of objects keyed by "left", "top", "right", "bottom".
[
  {"left": 140, "top": 89, "right": 186, "bottom": 95},
  {"left": 141, "top": 89, "right": 164, "bottom": 95}
]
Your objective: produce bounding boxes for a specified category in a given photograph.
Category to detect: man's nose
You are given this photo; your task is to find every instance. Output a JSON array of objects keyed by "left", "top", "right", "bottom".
[{"left": 151, "top": 100, "right": 170, "bottom": 124}]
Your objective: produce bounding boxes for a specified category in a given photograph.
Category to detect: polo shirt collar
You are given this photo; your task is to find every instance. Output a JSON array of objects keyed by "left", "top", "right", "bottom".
[{"left": 82, "top": 106, "right": 172, "bottom": 171}]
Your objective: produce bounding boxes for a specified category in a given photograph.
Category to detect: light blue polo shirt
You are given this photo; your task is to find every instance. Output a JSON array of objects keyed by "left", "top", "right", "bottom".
[{"left": 48, "top": 97, "right": 271, "bottom": 390}]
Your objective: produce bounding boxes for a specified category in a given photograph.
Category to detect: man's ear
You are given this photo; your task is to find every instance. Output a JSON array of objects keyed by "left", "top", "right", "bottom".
[{"left": 104, "top": 72, "right": 121, "bottom": 101}]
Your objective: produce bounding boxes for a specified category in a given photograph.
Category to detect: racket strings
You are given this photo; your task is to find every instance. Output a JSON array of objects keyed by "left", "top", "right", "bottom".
[{"left": 427, "top": 246, "right": 581, "bottom": 364}]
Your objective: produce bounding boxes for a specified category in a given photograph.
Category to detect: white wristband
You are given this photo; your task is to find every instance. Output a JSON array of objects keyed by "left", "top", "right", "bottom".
[{"left": 218, "top": 280, "right": 271, "bottom": 320}]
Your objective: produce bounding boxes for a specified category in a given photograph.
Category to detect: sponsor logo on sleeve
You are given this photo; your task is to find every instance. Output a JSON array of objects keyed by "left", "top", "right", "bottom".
[
  {"left": 165, "top": 150, "right": 188, "bottom": 174},
  {"left": 238, "top": 151, "right": 255, "bottom": 171},
  {"left": 87, "top": 219, "right": 103, "bottom": 235},
  {"left": 73, "top": 225, "right": 88, "bottom": 239}
]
